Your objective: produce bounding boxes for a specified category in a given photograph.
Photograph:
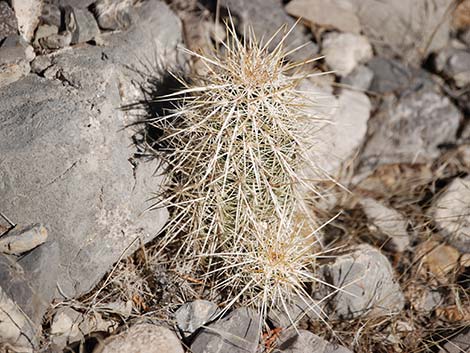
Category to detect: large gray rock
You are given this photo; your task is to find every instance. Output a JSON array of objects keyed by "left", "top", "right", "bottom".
[
  {"left": 219, "top": 0, "right": 318, "bottom": 61},
  {"left": 191, "top": 308, "right": 261, "bottom": 353},
  {"left": 316, "top": 244, "right": 404, "bottom": 319},
  {"left": 361, "top": 84, "right": 461, "bottom": 168},
  {"left": 429, "top": 177, "right": 470, "bottom": 253},
  {"left": 0, "top": 0, "right": 181, "bottom": 299}
]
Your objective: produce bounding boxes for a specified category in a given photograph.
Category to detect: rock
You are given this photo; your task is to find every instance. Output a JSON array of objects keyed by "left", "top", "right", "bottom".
[
  {"left": 0, "top": 0, "right": 180, "bottom": 299},
  {"left": 97, "top": 324, "right": 184, "bottom": 353},
  {"left": 285, "top": 0, "right": 361, "bottom": 34},
  {"left": 40, "top": 2, "right": 62, "bottom": 27},
  {"left": 218, "top": 0, "right": 318, "bottom": 61},
  {"left": 50, "top": 307, "right": 117, "bottom": 350},
  {"left": 65, "top": 6, "right": 101, "bottom": 44},
  {"left": 367, "top": 57, "right": 429, "bottom": 94},
  {"left": 0, "top": 284, "right": 35, "bottom": 353},
  {"left": 33, "top": 24, "right": 59, "bottom": 48},
  {"left": 351, "top": 0, "right": 452, "bottom": 63},
  {"left": 322, "top": 33, "right": 373, "bottom": 77},
  {"left": 40, "top": 30, "right": 72, "bottom": 49},
  {"left": 0, "top": 246, "right": 59, "bottom": 351},
  {"left": 429, "top": 178, "right": 470, "bottom": 253},
  {"left": 175, "top": 300, "right": 219, "bottom": 337},
  {"left": 275, "top": 329, "right": 352, "bottom": 353},
  {"left": 316, "top": 244, "right": 404, "bottom": 319},
  {"left": 305, "top": 86, "right": 371, "bottom": 176},
  {"left": 0, "top": 34, "right": 34, "bottom": 88},
  {"left": 11, "top": 0, "right": 43, "bottom": 42},
  {"left": 0, "top": 1, "right": 18, "bottom": 42},
  {"left": 415, "top": 289, "right": 442, "bottom": 312},
  {"left": 31, "top": 54, "right": 52, "bottom": 74},
  {"left": 93, "top": 0, "right": 137, "bottom": 30},
  {"left": 417, "top": 240, "right": 461, "bottom": 278},
  {"left": 435, "top": 47, "right": 470, "bottom": 88},
  {"left": 290, "top": 0, "right": 451, "bottom": 63},
  {"left": 341, "top": 65, "right": 374, "bottom": 91},
  {"left": 0, "top": 224, "right": 48, "bottom": 255},
  {"left": 361, "top": 85, "right": 461, "bottom": 168},
  {"left": 438, "top": 329, "right": 470, "bottom": 353},
  {"left": 359, "top": 198, "right": 410, "bottom": 252},
  {"left": 268, "top": 297, "right": 324, "bottom": 328},
  {"left": 191, "top": 308, "right": 261, "bottom": 353}
]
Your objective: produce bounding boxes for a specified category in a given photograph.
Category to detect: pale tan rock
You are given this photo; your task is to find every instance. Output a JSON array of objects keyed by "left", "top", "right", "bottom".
[
  {"left": 0, "top": 224, "right": 47, "bottom": 255},
  {"left": 11, "top": 0, "right": 43, "bottom": 42}
]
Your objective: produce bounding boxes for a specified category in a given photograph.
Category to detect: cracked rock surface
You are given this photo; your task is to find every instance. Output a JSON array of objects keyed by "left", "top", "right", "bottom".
[{"left": 0, "top": 0, "right": 180, "bottom": 305}]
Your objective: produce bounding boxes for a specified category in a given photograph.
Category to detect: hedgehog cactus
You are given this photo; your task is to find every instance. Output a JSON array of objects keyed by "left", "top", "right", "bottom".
[{"left": 149, "top": 22, "right": 330, "bottom": 322}]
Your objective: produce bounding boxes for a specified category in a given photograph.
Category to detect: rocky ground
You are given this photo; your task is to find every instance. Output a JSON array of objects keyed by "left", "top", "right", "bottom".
[{"left": 0, "top": 0, "right": 469, "bottom": 352}]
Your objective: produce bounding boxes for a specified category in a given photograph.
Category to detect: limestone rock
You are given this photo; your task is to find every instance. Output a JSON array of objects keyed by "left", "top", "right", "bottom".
[
  {"left": 341, "top": 65, "right": 374, "bottom": 91},
  {"left": 350, "top": 0, "right": 452, "bottom": 63},
  {"left": 191, "top": 308, "right": 261, "bottom": 353},
  {"left": 0, "top": 0, "right": 181, "bottom": 299},
  {"left": 429, "top": 178, "right": 470, "bottom": 253},
  {"left": 175, "top": 300, "right": 219, "bottom": 337},
  {"left": 362, "top": 85, "right": 461, "bottom": 168},
  {"left": 0, "top": 224, "right": 48, "bottom": 255},
  {"left": 218, "top": 0, "right": 318, "bottom": 61},
  {"left": 285, "top": 0, "right": 361, "bottom": 34},
  {"left": 359, "top": 198, "right": 410, "bottom": 252},
  {"left": 97, "top": 324, "right": 184, "bottom": 353},
  {"left": 307, "top": 87, "right": 371, "bottom": 176},
  {"left": 50, "top": 307, "right": 117, "bottom": 350},
  {"left": 0, "top": 34, "right": 34, "bottom": 88},
  {"left": 11, "top": 0, "right": 43, "bottom": 42},
  {"left": 275, "top": 330, "right": 352, "bottom": 353},
  {"left": 322, "top": 32, "right": 373, "bottom": 77},
  {"left": 0, "top": 246, "right": 59, "bottom": 351},
  {"left": 316, "top": 244, "right": 404, "bottom": 319},
  {"left": 0, "top": 1, "right": 18, "bottom": 41},
  {"left": 94, "top": 0, "right": 137, "bottom": 30},
  {"left": 64, "top": 6, "right": 101, "bottom": 44}
]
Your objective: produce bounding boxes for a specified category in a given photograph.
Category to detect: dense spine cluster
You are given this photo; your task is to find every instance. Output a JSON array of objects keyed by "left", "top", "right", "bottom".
[{"left": 150, "top": 23, "right": 329, "bottom": 321}]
